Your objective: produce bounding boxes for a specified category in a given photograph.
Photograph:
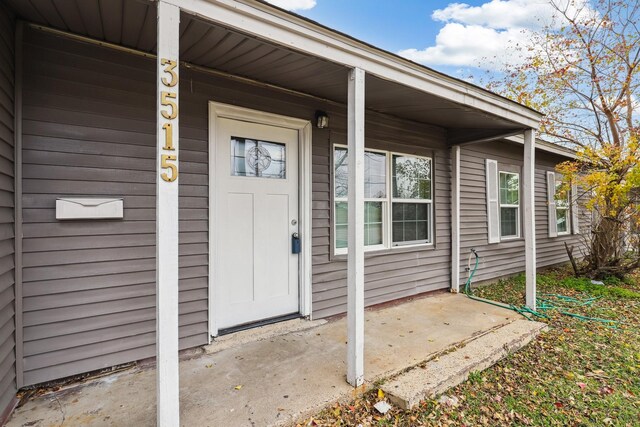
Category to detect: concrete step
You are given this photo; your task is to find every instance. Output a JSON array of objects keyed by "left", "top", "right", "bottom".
[
  {"left": 381, "top": 319, "right": 547, "bottom": 410},
  {"left": 203, "top": 318, "right": 327, "bottom": 354}
]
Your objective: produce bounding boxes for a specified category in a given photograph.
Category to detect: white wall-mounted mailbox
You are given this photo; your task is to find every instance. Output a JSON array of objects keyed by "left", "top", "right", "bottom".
[{"left": 56, "top": 198, "right": 124, "bottom": 220}]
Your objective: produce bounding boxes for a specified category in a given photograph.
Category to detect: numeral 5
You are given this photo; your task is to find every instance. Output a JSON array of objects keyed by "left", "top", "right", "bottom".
[
  {"left": 161, "top": 154, "right": 178, "bottom": 182},
  {"left": 161, "top": 91, "right": 178, "bottom": 120}
]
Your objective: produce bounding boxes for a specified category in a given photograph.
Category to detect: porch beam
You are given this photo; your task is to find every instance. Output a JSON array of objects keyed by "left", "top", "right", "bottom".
[
  {"left": 347, "top": 67, "right": 365, "bottom": 387},
  {"left": 448, "top": 129, "right": 526, "bottom": 146},
  {"left": 523, "top": 129, "right": 537, "bottom": 310},
  {"left": 156, "top": 2, "right": 181, "bottom": 426},
  {"left": 450, "top": 145, "right": 461, "bottom": 293}
]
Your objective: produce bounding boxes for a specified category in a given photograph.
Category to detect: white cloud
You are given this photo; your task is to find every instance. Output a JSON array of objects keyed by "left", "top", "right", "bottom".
[
  {"left": 431, "top": 0, "right": 556, "bottom": 30},
  {"left": 399, "top": 23, "right": 533, "bottom": 70},
  {"left": 265, "top": 0, "right": 316, "bottom": 11},
  {"left": 399, "top": 0, "right": 595, "bottom": 70}
]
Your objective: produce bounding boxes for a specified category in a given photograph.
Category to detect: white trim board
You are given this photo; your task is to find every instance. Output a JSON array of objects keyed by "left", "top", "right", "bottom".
[
  {"left": 450, "top": 145, "right": 460, "bottom": 293},
  {"left": 207, "top": 102, "right": 313, "bottom": 339}
]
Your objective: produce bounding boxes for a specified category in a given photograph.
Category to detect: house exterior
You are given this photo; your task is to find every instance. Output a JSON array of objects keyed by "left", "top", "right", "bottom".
[
  {"left": 0, "top": 0, "right": 589, "bottom": 423},
  {"left": 456, "top": 139, "right": 587, "bottom": 285}
]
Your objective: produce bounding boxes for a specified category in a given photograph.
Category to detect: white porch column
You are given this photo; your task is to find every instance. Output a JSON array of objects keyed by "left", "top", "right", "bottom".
[
  {"left": 523, "top": 129, "right": 536, "bottom": 310},
  {"left": 156, "top": 2, "right": 180, "bottom": 426},
  {"left": 451, "top": 145, "right": 461, "bottom": 293},
  {"left": 347, "top": 67, "right": 365, "bottom": 387}
]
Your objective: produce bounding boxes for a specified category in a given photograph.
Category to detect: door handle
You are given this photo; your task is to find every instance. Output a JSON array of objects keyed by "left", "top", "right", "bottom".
[{"left": 292, "top": 233, "right": 301, "bottom": 254}]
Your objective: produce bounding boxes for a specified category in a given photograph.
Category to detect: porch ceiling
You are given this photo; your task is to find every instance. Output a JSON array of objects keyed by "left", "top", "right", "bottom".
[{"left": 7, "top": 0, "right": 529, "bottom": 138}]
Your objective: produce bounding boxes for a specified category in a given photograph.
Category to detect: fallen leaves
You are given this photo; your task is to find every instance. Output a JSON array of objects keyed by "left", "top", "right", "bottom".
[
  {"left": 437, "top": 395, "right": 460, "bottom": 407},
  {"left": 299, "top": 268, "right": 640, "bottom": 426},
  {"left": 586, "top": 369, "right": 609, "bottom": 379},
  {"left": 599, "top": 386, "right": 614, "bottom": 395}
]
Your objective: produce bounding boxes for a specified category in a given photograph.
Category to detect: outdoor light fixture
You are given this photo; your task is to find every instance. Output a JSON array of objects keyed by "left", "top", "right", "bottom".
[{"left": 315, "top": 111, "right": 329, "bottom": 128}]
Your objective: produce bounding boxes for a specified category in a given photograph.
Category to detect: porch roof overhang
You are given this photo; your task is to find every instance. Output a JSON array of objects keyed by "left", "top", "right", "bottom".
[
  {"left": 505, "top": 135, "right": 579, "bottom": 160},
  {"left": 7, "top": 0, "right": 542, "bottom": 141}
]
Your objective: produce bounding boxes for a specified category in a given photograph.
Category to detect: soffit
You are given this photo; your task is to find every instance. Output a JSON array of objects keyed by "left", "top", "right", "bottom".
[{"left": 8, "top": 0, "right": 528, "bottom": 133}]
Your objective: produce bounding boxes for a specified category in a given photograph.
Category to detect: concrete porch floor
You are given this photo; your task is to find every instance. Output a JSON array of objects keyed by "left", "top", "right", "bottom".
[{"left": 7, "top": 293, "right": 523, "bottom": 427}]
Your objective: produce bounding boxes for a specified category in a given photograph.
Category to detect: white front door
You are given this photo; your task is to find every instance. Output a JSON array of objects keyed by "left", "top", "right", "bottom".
[{"left": 214, "top": 117, "right": 300, "bottom": 330}]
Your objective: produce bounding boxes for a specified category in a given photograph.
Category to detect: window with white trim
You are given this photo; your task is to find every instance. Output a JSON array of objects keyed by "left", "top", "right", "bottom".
[
  {"left": 391, "top": 154, "right": 432, "bottom": 246},
  {"left": 333, "top": 146, "right": 433, "bottom": 254},
  {"left": 555, "top": 178, "right": 571, "bottom": 235},
  {"left": 499, "top": 171, "right": 520, "bottom": 239}
]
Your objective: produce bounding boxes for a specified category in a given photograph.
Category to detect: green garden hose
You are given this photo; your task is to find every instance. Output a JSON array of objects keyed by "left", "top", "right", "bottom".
[
  {"left": 463, "top": 249, "right": 546, "bottom": 321},
  {"left": 462, "top": 249, "right": 619, "bottom": 326}
]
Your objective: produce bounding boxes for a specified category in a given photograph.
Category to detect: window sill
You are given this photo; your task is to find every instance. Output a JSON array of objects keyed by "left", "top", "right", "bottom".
[
  {"left": 499, "top": 236, "right": 522, "bottom": 242},
  {"left": 331, "top": 243, "right": 435, "bottom": 261}
]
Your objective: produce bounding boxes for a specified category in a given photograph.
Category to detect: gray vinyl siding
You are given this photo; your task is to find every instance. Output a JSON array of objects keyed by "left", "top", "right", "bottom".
[
  {"left": 20, "top": 26, "right": 453, "bottom": 385},
  {"left": 0, "top": 2, "right": 16, "bottom": 414},
  {"left": 458, "top": 141, "right": 590, "bottom": 286},
  {"left": 21, "top": 28, "right": 208, "bottom": 386}
]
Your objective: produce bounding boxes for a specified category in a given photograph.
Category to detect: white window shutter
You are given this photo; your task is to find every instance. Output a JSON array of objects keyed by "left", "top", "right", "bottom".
[
  {"left": 486, "top": 159, "right": 500, "bottom": 244},
  {"left": 571, "top": 182, "right": 580, "bottom": 234},
  {"left": 547, "top": 171, "right": 557, "bottom": 238}
]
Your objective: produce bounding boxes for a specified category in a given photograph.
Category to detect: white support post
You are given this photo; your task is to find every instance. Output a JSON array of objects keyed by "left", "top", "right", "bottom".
[
  {"left": 347, "top": 67, "right": 365, "bottom": 387},
  {"left": 156, "top": 2, "right": 180, "bottom": 426},
  {"left": 451, "top": 145, "right": 461, "bottom": 293},
  {"left": 523, "top": 129, "right": 537, "bottom": 310}
]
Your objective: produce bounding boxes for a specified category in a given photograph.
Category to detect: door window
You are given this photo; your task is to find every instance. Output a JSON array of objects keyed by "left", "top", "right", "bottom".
[{"left": 231, "top": 137, "right": 286, "bottom": 179}]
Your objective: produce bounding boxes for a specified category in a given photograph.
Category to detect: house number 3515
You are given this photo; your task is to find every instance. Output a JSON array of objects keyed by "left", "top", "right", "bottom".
[{"left": 160, "top": 58, "right": 178, "bottom": 183}]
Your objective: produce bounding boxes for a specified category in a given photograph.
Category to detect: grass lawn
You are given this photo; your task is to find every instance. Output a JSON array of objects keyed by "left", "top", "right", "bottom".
[{"left": 301, "top": 267, "right": 640, "bottom": 426}]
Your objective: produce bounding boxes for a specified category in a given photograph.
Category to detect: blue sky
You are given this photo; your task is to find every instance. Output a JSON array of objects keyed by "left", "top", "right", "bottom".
[
  {"left": 292, "top": 0, "right": 481, "bottom": 78},
  {"left": 265, "top": 0, "right": 590, "bottom": 80},
  {"left": 293, "top": 1, "right": 457, "bottom": 53}
]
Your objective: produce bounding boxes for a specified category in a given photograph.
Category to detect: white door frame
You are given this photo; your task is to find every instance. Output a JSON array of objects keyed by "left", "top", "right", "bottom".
[{"left": 208, "top": 102, "right": 313, "bottom": 339}]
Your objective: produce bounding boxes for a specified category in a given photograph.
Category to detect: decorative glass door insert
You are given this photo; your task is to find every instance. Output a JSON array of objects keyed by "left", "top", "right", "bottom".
[{"left": 231, "top": 137, "right": 286, "bottom": 179}]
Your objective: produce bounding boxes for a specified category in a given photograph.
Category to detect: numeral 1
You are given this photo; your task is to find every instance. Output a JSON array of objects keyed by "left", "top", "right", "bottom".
[{"left": 162, "top": 123, "right": 174, "bottom": 150}]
